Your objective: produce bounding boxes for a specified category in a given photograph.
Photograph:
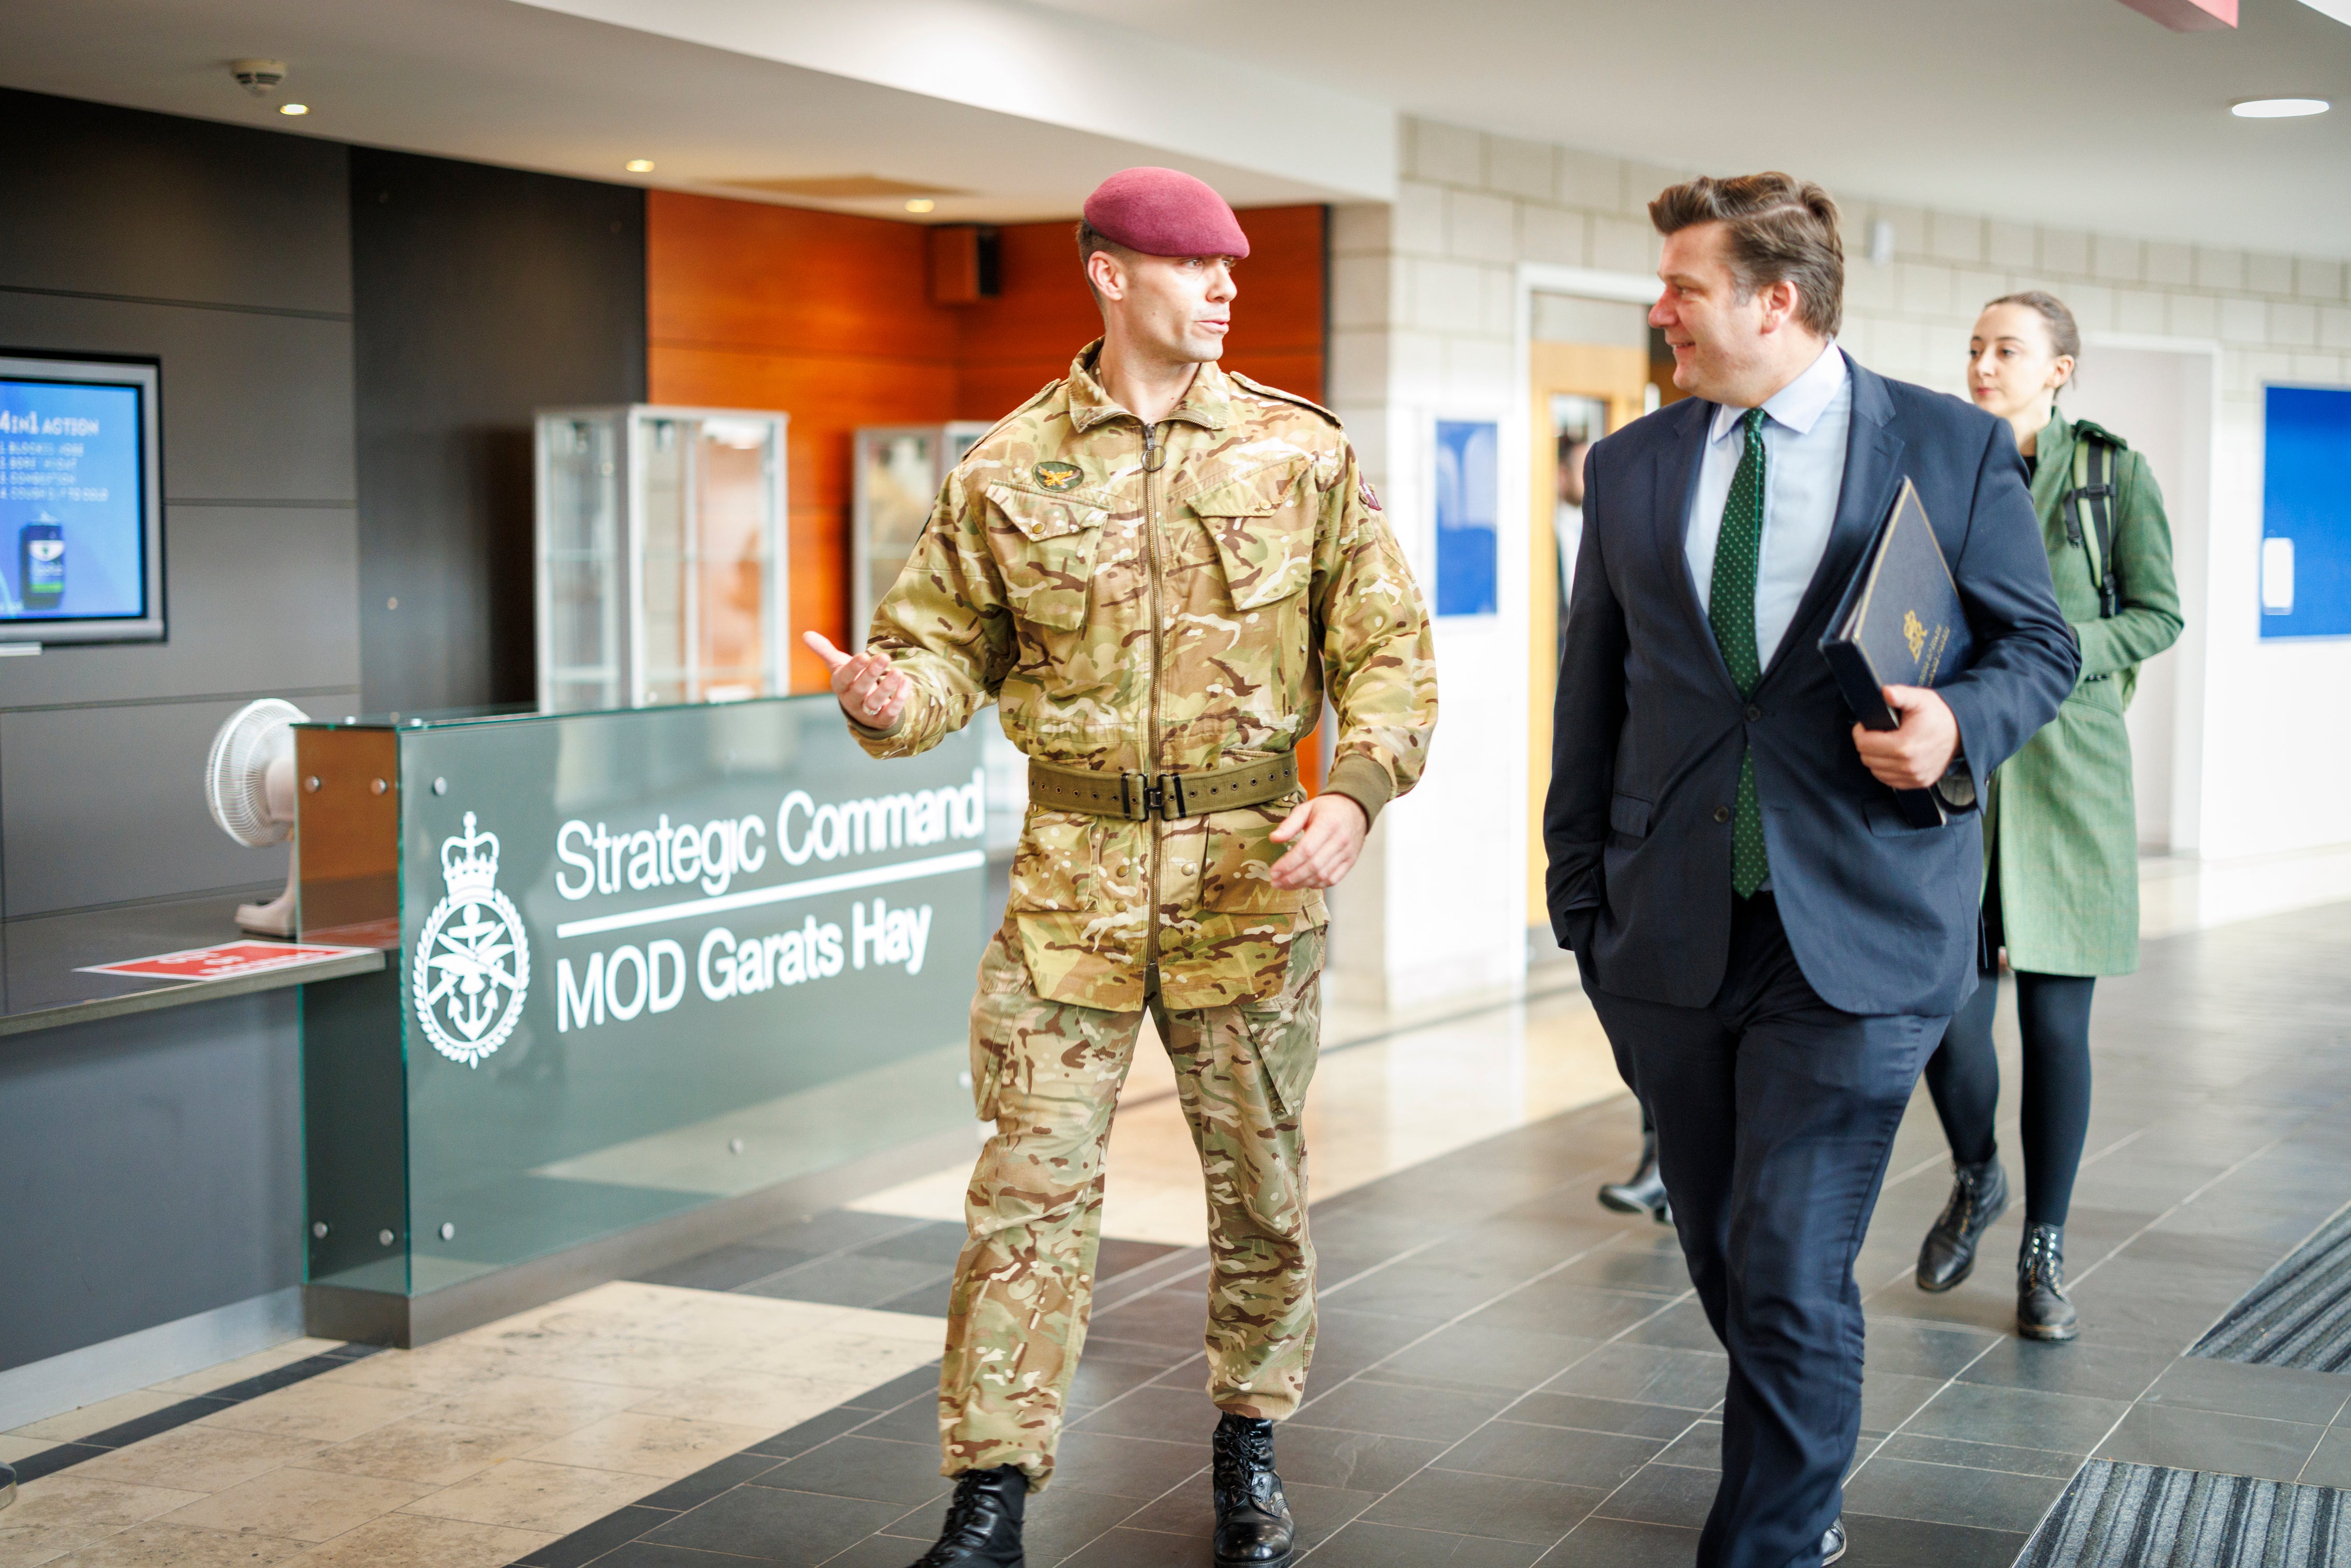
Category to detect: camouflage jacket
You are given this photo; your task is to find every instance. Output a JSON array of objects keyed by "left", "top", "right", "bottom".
[{"left": 852, "top": 344, "right": 1438, "bottom": 1011}]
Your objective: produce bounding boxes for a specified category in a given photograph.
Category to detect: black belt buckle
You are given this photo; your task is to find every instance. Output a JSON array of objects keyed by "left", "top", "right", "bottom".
[{"left": 1119, "top": 772, "right": 1186, "bottom": 820}]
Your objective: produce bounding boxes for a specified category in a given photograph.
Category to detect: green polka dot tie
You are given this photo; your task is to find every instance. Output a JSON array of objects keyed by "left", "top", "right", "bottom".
[{"left": 1709, "top": 408, "right": 1770, "bottom": 897}]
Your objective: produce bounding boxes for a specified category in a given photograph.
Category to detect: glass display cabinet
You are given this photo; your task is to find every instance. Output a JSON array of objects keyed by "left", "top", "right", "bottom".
[
  {"left": 852, "top": 423, "right": 990, "bottom": 637},
  {"left": 536, "top": 406, "right": 789, "bottom": 713}
]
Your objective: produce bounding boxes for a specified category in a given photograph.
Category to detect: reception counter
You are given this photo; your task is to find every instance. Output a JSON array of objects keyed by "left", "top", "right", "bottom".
[{"left": 292, "top": 694, "right": 986, "bottom": 1346}]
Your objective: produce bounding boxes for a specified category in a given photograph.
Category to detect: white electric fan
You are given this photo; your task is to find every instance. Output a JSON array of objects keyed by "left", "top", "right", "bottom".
[{"left": 204, "top": 698, "right": 310, "bottom": 935}]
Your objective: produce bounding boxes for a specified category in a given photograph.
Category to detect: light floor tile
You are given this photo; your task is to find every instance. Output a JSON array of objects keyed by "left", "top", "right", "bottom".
[
  {"left": 280, "top": 1511, "right": 553, "bottom": 1567},
  {"left": 518, "top": 1412, "right": 769, "bottom": 1479},
  {"left": 741, "top": 1328, "right": 944, "bottom": 1387},
  {"left": 0, "top": 1435, "right": 48, "bottom": 1464},
  {"left": 823, "top": 1308, "right": 951, "bottom": 1345},
  {"left": 416, "top": 1375, "right": 647, "bottom": 1439},
  {"left": 301, "top": 1419, "right": 541, "bottom": 1487},
  {"left": 7, "top": 1392, "right": 189, "bottom": 1445},
  {"left": 307, "top": 1343, "right": 513, "bottom": 1398},
  {"left": 36, "top": 1521, "right": 309, "bottom": 1567},
  {"left": 398, "top": 1457, "right": 663, "bottom": 1535},
  {"left": 193, "top": 1380, "right": 433, "bottom": 1444},
  {"left": 481, "top": 1333, "right": 743, "bottom": 1390},
  {"left": 146, "top": 1340, "right": 344, "bottom": 1397},
  {"left": 0, "top": 1475, "right": 207, "bottom": 1566},
  {"left": 627, "top": 1369, "right": 875, "bottom": 1430},
  {"left": 69, "top": 1426, "right": 324, "bottom": 1494},
  {"left": 156, "top": 1466, "right": 434, "bottom": 1543}
]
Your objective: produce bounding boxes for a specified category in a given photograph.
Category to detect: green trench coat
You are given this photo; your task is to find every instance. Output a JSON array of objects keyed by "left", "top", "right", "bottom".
[{"left": 1986, "top": 409, "right": 2184, "bottom": 977}]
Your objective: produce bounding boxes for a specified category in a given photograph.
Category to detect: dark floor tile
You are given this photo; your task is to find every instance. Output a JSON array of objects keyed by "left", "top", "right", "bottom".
[
  {"left": 1904, "top": 1381, "right": 2129, "bottom": 1455},
  {"left": 1325, "top": 1260, "right": 1534, "bottom": 1322},
  {"left": 1293, "top": 1378, "right": 1513, "bottom": 1444},
  {"left": 1589, "top": 1459, "right": 1718, "bottom": 1528},
  {"left": 1068, "top": 1383, "right": 1222, "bottom": 1443},
  {"left": 1541, "top": 1343, "right": 1726, "bottom": 1411},
  {"left": 1615, "top": 1297, "right": 1730, "bottom": 1355},
  {"left": 741, "top": 1253, "right": 951, "bottom": 1310},
  {"left": 1466, "top": 1281, "right": 1677, "bottom": 1342},
  {"left": 1438, "top": 1420, "right": 1661, "bottom": 1489},
  {"left": 1549, "top": 1512, "right": 1703, "bottom": 1566},
  {"left": 1267, "top": 1421, "right": 1448, "bottom": 1493},
  {"left": 635, "top": 1242, "right": 808, "bottom": 1293},
  {"left": 1116, "top": 1472, "right": 1377, "bottom": 1552},
  {"left": 2146, "top": 1354, "right": 2351, "bottom": 1426},
  {"left": 1858, "top": 1315, "right": 2001, "bottom": 1379},
  {"left": 2094, "top": 1402, "right": 2326, "bottom": 1483},
  {"left": 1361, "top": 1323, "right": 1602, "bottom": 1397},
  {"left": 589, "top": 1543, "right": 765, "bottom": 1567},
  {"left": 1094, "top": 1238, "right": 1183, "bottom": 1283},
  {"left": 77, "top": 1397, "right": 232, "bottom": 1448},
  {"left": 1056, "top": 1525, "right": 1227, "bottom": 1566},
  {"left": 1540, "top": 1240, "right": 1695, "bottom": 1298},
  {"left": 1363, "top": 1466, "right": 1601, "bottom": 1546},
  {"left": 1841, "top": 1454, "right": 2069, "bottom": 1532},
  {"left": 843, "top": 1365, "right": 946, "bottom": 1413},
  {"left": 1046, "top": 1431, "right": 1210, "bottom": 1499},
  {"left": 1954, "top": 1336, "right": 2170, "bottom": 1401},
  {"left": 748, "top": 1435, "right": 950, "bottom": 1506},
  {"left": 516, "top": 1504, "right": 677, "bottom": 1567},
  {"left": 206, "top": 1354, "right": 350, "bottom": 1402},
  {"left": 1063, "top": 1352, "right": 1171, "bottom": 1411},
  {"left": 742, "top": 1210, "right": 921, "bottom": 1256},
  {"left": 1088, "top": 1284, "right": 1218, "bottom": 1346},
  {"left": 745, "top": 1403, "right": 876, "bottom": 1458},
  {"left": 639, "top": 1484, "right": 906, "bottom": 1563},
  {"left": 852, "top": 1220, "right": 971, "bottom": 1267},
  {"left": 1507, "top": 1392, "right": 1698, "bottom": 1442},
  {"left": 1306, "top": 1519, "right": 1547, "bottom": 1566},
  {"left": 1858, "top": 1371, "right": 1950, "bottom": 1434},
  {"left": 853, "top": 1396, "right": 940, "bottom": 1444},
  {"left": 1872, "top": 1432, "right": 2087, "bottom": 1480},
  {"left": 1020, "top": 1484, "right": 1150, "bottom": 1560},
  {"left": 7, "top": 1443, "right": 109, "bottom": 1483},
  {"left": 1840, "top": 1512, "right": 2029, "bottom": 1568},
  {"left": 1073, "top": 1333, "right": 1196, "bottom": 1372},
  {"left": 1649, "top": 1421, "right": 1722, "bottom": 1473},
  {"left": 634, "top": 1450, "right": 786, "bottom": 1511},
  {"left": 870, "top": 1278, "right": 956, "bottom": 1316},
  {"left": 2303, "top": 1427, "right": 2351, "bottom": 1488},
  {"left": 817, "top": 1536, "right": 951, "bottom": 1568}
]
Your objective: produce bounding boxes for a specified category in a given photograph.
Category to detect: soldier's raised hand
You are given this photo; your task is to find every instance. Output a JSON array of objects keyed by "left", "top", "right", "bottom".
[
  {"left": 1266, "top": 793, "right": 1370, "bottom": 890},
  {"left": 804, "top": 631, "right": 910, "bottom": 730}
]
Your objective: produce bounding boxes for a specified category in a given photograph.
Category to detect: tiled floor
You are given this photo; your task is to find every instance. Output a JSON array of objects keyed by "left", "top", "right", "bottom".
[{"left": 7, "top": 870, "right": 2350, "bottom": 1567}]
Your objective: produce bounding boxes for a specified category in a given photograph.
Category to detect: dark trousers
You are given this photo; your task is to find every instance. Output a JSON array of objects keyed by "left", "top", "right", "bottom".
[
  {"left": 1924, "top": 967, "right": 2097, "bottom": 1225},
  {"left": 1584, "top": 895, "right": 1944, "bottom": 1568}
]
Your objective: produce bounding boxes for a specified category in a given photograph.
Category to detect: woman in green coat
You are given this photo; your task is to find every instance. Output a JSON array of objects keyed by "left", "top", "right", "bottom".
[{"left": 1912, "top": 292, "right": 2183, "bottom": 1341}]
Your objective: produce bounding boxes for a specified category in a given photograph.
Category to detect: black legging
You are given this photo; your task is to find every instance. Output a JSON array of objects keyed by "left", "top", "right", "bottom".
[{"left": 1924, "top": 966, "right": 2096, "bottom": 1226}]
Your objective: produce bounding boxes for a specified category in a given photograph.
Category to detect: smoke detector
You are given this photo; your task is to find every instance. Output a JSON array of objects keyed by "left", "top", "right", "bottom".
[{"left": 230, "top": 59, "right": 288, "bottom": 97}]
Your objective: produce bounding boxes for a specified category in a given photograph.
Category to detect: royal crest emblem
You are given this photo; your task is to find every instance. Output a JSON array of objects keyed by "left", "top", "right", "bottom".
[
  {"left": 411, "top": 811, "right": 531, "bottom": 1067},
  {"left": 1902, "top": 609, "right": 1927, "bottom": 660}
]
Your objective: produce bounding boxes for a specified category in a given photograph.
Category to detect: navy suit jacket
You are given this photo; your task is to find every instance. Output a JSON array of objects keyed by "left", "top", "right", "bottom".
[{"left": 1544, "top": 355, "right": 2077, "bottom": 1018}]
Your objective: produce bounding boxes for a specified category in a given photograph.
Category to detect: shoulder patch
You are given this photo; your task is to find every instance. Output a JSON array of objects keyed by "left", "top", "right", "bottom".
[{"left": 1228, "top": 370, "right": 1343, "bottom": 429}]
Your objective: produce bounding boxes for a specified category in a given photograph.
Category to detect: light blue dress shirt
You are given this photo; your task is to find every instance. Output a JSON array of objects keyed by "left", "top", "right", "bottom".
[{"left": 1685, "top": 342, "right": 1853, "bottom": 673}]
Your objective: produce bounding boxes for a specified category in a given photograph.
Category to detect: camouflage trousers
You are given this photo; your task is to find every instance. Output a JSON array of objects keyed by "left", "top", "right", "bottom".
[{"left": 938, "top": 920, "right": 1324, "bottom": 1490}]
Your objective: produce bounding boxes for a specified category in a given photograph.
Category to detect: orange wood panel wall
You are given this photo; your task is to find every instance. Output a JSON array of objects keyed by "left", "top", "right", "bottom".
[{"left": 646, "top": 194, "right": 1325, "bottom": 697}]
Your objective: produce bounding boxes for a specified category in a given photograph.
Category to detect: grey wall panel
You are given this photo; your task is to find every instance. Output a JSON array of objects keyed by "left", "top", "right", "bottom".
[
  {"left": 0, "top": 506, "right": 360, "bottom": 710},
  {"left": 0, "top": 89, "right": 350, "bottom": 316},
  {"left": 0, "top": 293, "right": 355, "bottom": 505},
  {"left": 1, "top": 690, "right": 359, "bottom": 916},
  {"left": 0, "top": 989, "right": 304, "bottom": 1373},
  {"left": 352, "top": 149, "right": 645, "bottom": 714}
]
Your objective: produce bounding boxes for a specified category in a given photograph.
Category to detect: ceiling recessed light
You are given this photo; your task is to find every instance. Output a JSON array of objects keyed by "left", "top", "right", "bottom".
[
  {"left": 2232, "top": 97, "right": 2329, "bottom": 117},
  {"left": 905, "top": 199, "right": 936, "bottom": 214},
  {"left": 277, "top": 102, "right": 308, "bottom": 116},
  {"left": 625, "top": 158, "right": 655, "bottom": 173}
]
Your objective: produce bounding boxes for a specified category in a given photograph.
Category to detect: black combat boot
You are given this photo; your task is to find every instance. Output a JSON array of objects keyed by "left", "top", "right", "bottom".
[
  {"left": 904, "top": 1466, "right": 1025, "bottom": 1568},
  {"left": 1212, "top": 1412, "right": 1296, "bottom": 1567},
  {"left": 2017, "top": 1223, "right": 2079, "bottom": 1342},
  {"left": 1598, "top": 1130, "right": 1672, "bottom": 1225},
  {"left": 1915, "top": 1152, "right": 2009, "bottom": 1291}
]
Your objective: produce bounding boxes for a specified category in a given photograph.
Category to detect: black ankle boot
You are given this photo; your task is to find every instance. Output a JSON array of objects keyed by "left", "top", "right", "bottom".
[
  {"left": 1916, "top": 1152, "right": 2009, "bottom": 1292},
  {"left": 1212, "top": 1413, "right": 1296, "bottom": 1567},
  {"left": 905, "top": 1466, "right": 1025, "bottom": 1567},
  {"left": 2017, "top": 1223, "right": 2079, "bottom": 1342},
  {"left": 1599, "top": 1131, "right": 1672, "bottom": 1224}
]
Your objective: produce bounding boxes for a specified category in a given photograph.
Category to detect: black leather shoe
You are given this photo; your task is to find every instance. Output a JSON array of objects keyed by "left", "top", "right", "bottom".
[
  {"left": 1916, "top": 1152, "right": 2009, "bottom": 1292},
  {"left": 905, "top": 1466, "right": 1025, "bottom": 1567},
  {"left": 2017, "top": 1223, "right": 2079, "bottom": 1342},
  {"left": 1212, "top": 1412, "right": 1296, "bottom": 1567},
  {"left": 1599, "top": 1130, "right": 1673, "bottom": 1225},
  {"left": 1822, "top": 1517, "right": 1846, "bottom": 1564}
]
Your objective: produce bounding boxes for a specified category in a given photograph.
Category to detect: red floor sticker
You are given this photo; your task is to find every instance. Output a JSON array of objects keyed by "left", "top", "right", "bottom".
[{"left": 79, "top": 941, "right": 374, "bottom": 982}]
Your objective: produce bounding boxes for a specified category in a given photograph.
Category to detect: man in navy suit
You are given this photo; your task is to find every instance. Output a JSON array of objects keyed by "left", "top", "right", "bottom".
[{"left": 1546, "top": 174, "right": 2075, "bottom": 1568}]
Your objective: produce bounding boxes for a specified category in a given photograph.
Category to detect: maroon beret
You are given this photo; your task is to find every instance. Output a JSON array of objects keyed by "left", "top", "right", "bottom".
[{"left": 1082, "top": 167, "right": 1250, "bottom": 260}]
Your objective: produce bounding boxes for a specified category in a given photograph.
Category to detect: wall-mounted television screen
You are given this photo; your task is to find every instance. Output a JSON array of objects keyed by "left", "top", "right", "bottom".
[{"left": 0, "top": 352, "right": 165, "bottom": 645}]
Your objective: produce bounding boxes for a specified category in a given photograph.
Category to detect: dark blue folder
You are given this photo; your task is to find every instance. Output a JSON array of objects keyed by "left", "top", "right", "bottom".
[{"left": 1818, "top": 478, "right": 1974, "bottom": 828}]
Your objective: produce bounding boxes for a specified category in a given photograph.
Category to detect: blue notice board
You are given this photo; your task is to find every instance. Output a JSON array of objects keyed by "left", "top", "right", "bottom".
[
  {"left": 1435, "top": 420, "right": 1498, "bottom": 617},
  {"left": 2261, "top": 385, "right": 2351, "bottom": 638}
]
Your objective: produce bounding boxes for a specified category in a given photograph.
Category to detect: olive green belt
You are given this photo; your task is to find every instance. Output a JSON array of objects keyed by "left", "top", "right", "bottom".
[{"left": 1027, "top": 753, "right": 1299, "bottom": 822}]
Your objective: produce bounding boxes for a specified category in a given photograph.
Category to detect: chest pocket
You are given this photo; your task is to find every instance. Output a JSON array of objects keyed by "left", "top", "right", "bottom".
[
  {"left": 1186, "top": 460, "right": 1317, "bottom": 611},
  {"left": 984, "top": 482, "right": 1109, "bottom": 631}
]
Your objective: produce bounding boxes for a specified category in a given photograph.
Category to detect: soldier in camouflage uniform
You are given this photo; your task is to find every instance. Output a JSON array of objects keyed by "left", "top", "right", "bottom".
[{"left": 809, "top": 167, "right": 1437, "bottom": 1568}]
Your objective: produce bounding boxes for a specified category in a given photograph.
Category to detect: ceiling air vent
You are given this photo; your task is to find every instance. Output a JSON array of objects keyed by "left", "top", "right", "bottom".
[{"left": 718, "top": 175, "right": 969, "bottom": 200}]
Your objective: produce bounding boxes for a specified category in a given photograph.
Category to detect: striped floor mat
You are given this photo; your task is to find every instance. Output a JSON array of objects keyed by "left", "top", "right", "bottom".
[
  {"left": 2020, "top": 1460, "right": 2350, "bottom": 1566},
  {"left": 2192, "top": 1203, "right": 2351, "bottom": 1371}
]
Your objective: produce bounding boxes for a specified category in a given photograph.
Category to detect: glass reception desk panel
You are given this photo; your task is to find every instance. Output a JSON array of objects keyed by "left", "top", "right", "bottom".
[{"left": 299, "top": 696, "right": 985, "bottom": 1303}]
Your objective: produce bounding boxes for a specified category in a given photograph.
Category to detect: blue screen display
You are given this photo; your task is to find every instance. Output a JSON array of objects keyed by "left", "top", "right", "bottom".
[
  {"left": 1435, "top": 419, "right": 1498, "bottom": 617},
  {"left": 2261, "top": 385, "right": 2351, "bottom": 639},
  {"left": 1, "top": 378, "right": 147, "bottom": 621}
]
